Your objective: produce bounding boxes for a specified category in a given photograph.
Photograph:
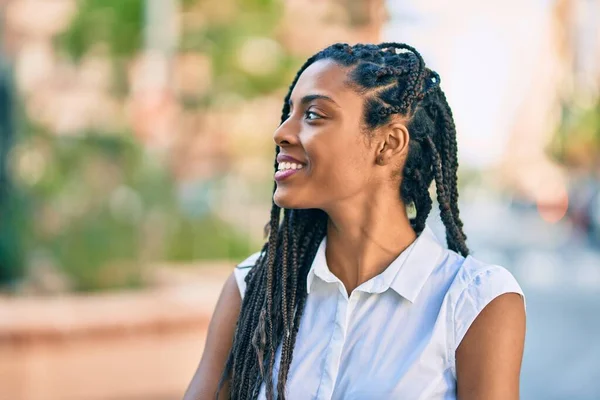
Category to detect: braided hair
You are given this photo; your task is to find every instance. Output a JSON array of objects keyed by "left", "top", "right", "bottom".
[{"left": 216, "top": 42, "right": 469, "bottom": 399}]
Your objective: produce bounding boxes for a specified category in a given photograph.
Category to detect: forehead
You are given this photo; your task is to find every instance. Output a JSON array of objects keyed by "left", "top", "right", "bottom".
[{"left": 291, "top": 59, "right": 355, "bottom": 101}]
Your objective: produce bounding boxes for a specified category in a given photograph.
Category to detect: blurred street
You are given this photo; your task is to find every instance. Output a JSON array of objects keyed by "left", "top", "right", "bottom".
[{"left": 453, "top": 199, "right": 600, "bottom": 400}]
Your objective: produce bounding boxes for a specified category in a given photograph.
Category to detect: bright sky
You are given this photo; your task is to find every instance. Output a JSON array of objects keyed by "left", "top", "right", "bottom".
[{"left": 383, "top": 0, "right": 556, "bottom": 168}]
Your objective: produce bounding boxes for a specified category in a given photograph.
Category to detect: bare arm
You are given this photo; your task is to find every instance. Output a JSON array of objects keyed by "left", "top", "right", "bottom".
[
  {"left": 183, "top": 272, "right": 242, "bottom": 400},
  {"left": 455, "top": 292, "right": 526, "bottom": 400}
]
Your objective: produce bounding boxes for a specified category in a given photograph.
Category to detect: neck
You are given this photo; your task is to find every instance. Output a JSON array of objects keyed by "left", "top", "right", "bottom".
[{"left": 322, "top": 187, "right": 417, "bottom": 296}]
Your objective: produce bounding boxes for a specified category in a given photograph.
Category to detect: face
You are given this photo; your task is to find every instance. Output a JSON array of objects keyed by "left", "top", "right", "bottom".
[{"left": 273, "top": 59, "right": 381, "bottom": 211}]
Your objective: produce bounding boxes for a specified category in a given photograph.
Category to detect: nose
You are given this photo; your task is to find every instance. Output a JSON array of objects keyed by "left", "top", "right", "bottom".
[{"left": 273, "top": 115, "right": 300, "bottom": 147}]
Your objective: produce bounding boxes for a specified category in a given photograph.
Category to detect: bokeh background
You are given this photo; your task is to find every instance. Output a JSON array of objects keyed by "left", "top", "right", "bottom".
[{"left": 0, "top": 0, "right": 599, "bottom": 399}]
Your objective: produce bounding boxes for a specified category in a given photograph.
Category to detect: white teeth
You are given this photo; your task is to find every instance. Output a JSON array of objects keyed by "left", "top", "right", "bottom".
[{"left": 278, "top": 162, "right": 304, "bottom": 171}]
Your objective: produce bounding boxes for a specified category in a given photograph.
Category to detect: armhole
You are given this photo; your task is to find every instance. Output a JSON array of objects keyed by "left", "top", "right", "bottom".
[
  {"left": 233, "top": 251, "right": 262, "bottom": 300},
  {"left": 449, "top": 264, "right": 525, "bottom": 379}
]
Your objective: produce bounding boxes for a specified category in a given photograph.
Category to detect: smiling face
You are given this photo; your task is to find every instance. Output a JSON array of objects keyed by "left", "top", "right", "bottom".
[{"left": 273, "top": 59, "right": 383, "bottom": 210}]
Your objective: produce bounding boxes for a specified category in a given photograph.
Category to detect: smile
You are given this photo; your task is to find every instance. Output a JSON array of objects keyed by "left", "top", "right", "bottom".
[
  {"left": 275, "top": 162, "right": 305, "bottom": 182},
  {"left": 277, "top": 162, "right": 305, "bottom": 171}
]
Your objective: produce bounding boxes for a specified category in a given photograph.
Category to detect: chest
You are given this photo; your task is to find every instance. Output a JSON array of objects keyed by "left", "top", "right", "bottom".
[{"left": 258, "top": 285, "right": 456, "bottom": 400}]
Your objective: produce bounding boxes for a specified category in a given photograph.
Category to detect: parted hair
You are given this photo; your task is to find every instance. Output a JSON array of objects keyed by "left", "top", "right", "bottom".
[{"left": 216, "top": 42, "right": 469, "bottom": 399}]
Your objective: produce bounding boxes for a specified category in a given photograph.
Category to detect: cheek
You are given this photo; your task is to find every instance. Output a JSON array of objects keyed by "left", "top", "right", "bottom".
[{"left": 308, "top": 137, "right": 370, "bottom": 192}]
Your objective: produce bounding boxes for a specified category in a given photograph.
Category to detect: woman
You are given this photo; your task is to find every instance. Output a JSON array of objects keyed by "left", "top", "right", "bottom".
[{"left": 184, "top": 42, "right": 526, "bottom": 400}]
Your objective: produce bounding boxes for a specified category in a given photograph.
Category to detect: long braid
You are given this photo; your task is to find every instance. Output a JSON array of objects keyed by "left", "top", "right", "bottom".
[
  {"left": 225, "top": 248, "right": 264, "bottom": 399},
  {"left": 435, "top": 89, "right": 467, "bottom": 242},
  {"left": 405, "top": 164, "right": 433, "bottom": 234},
  {"left": 420, "top": 84, "right": 468, "bottom": 254},
  {"left": 275, "top": 210, "right": 295, "bottom": 399},
  {"left": 218, "top": 42, "right": 469, "bottom": 400},
  {"left": 279, "top": 209, "right": 290, "bottom": 343},
  {"left": 425, "top": 134, "right": 469, "bottom": 256},
  {"left": 263, "top": 205, "right": 281, "bottom": 399},
  {"left": 276, "top": 210, "right": 327, "bottom": 399},
  {"left": 217, "top": 240, "right": 266, "bottom": 398},
  {"left": 239, "top": 252, "right": 269, "bottom": 397}
]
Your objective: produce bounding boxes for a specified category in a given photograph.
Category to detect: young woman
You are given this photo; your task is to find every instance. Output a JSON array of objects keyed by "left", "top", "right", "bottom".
[{"left": 184, "top": 42, "right": 526, "bottom": 400}]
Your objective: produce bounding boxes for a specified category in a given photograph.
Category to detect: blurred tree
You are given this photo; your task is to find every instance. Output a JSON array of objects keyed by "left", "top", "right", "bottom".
[
  {"left": 0, "top": 60, "right": 12, "bottom": 205},
  {"left": 181, "top": 0, "right": 296, "bottom": 102},
  {"left": 57, "top": 0, "right": 297, "bottom": 102},
  {"left": 0, "top": 56, "right": 28, "bottom": 286},
  {"left": 57, "top": 0, "right": 145, "bottom": 61},
  {"left": 11, "top": 125, "right": 255, "bottom": 292},
  {"left": 2, "top": 0, "right": 301, "bottom": 291},
  {"left": 550, "top": 99, "right": 600, "bottom": 171}
]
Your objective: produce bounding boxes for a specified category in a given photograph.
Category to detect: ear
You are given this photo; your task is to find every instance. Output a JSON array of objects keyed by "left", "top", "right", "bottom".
[{"left": 375, "top": 122, "right": 410, "bottom": 165}]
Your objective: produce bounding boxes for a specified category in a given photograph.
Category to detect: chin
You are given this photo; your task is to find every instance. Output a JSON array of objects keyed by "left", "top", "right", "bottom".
[{"left": 273, "top": 189, "right": 311, "bottom": 209}]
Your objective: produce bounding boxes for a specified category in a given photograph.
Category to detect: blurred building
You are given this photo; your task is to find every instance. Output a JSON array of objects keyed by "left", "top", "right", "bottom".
[{"left": 384, "top": 0, "right": 600, "bottom": 220}]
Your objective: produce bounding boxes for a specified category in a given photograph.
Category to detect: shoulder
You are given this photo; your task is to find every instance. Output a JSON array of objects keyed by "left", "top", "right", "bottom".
[
  {"left": 447, "top": 254, "right": 525, "bottom": 312},
  {"left": 232, "top": 250, "right": 264, "bottom": 299},
  {"left": 445, "top": 253, "right": 526, "bottom": 376}
]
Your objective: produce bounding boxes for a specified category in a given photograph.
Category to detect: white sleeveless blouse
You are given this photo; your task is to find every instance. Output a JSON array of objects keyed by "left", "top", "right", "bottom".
[{"left": 233, "top": 224, "right": 525, "bottom": 400}]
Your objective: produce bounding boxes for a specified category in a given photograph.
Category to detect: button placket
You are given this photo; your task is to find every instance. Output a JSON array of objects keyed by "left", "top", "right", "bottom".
[
  {"left": 319, "top": 288, "right": 349, "bottom": 400},
  {"left": 346, "top": 291, "right": 360, "bottom": 326}
]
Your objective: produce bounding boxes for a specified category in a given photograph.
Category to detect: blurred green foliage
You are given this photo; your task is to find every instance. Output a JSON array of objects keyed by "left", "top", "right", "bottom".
[
  {"left": 5, "top": 123, "right": 256, "bottom": 292},
  {"left": 55, "top": 0, "right": 195, "bottom": 60},
  {"left": 2, "top": 0, "right": 299, "bottom": 291},
  {"left": 25, "top": 130, "right": 161, "bottom": 291},
  {"left": 0, "top": 190, "right": 29, "bottom": 286},
  {"left": 166, "top": 215, "right": 255, "bottom": 261},
  {"left": 57, "top": 0, "right": 299, "bottom": 103},
  {"left": 0, "top": 63, "right": 27, "bottom": 286},
  {"left": 180, "top": 0, "right": 296, "bottom": 102},
  {"left": 550, "top": 98, "right": 600, "bottom": 170},
  {"left": 57, "top": 0, "right": 141, "bottom": 60}
]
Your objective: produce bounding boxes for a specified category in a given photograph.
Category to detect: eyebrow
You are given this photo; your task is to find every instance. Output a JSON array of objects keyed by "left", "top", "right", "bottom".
[{"left": 289, "top": 94, "right": 340, "bottom": 109}]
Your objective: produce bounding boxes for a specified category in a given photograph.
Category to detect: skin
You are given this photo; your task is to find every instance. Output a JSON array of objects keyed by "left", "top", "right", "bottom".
[
  {"left": 456, "top": 293, "right": 526, "bottom": 399},
  {"left": 183, "top": 273, "right": 239, "bottom": 400},
  {"left": 274, "top": 59, "right": 416, "bottom": 296},
  {"left": 183, "top": 59, "right": 526, "bottom": 399}
]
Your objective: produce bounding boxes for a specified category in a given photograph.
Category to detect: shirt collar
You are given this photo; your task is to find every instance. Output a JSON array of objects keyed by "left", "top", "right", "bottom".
[{"left": 306, "top": 224, "right": 445, "bottom": 303}]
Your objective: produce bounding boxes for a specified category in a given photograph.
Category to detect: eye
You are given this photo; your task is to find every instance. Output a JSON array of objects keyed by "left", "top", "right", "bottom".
[{"left": 305, "top": 110, "right": 322, "bottom": 120}]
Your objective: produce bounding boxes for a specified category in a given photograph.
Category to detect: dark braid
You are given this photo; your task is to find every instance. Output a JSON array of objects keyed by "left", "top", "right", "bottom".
[
  {"left": 262, "top": 204, "right": 281, "bottom": 399},
  {"left": 275, "top": 210, "right": 294, "bottom": 398},
  {"left": 216, "top": 42, "right": 468, "bottom": 400},
  {"left": 435, "top": 89, "right": 467, "bottom": 240}
]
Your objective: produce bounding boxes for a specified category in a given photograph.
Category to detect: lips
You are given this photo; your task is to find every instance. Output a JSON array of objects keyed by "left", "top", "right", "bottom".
[
  {"left": 274, "top": 154, "right": 306, "bottom": 182},
  {"left": 276, "top": 154, "right": 306, "bottom": 165},
  {"left": 274, "top": 168, "right": 302, "bottom": 182}
]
